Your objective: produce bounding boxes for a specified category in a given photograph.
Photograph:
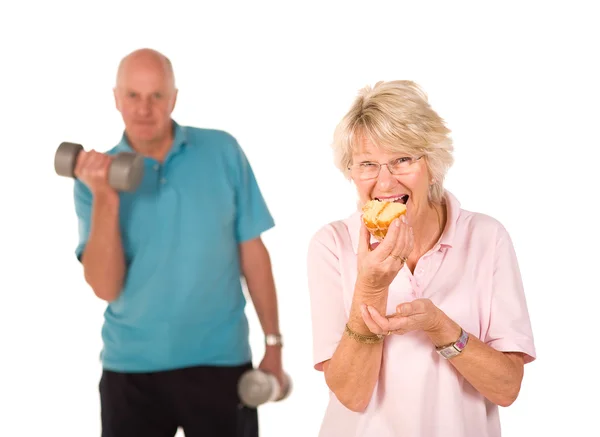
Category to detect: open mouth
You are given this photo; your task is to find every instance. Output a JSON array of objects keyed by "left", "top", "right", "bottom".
[{"left": 375, "top": 195, "right": 409, "bottom": 204}]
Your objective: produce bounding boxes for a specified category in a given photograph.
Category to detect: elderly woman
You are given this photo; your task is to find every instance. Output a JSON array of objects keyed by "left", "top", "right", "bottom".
[{"left": 306, "top": 80, "right": 536, "bottom": 437}]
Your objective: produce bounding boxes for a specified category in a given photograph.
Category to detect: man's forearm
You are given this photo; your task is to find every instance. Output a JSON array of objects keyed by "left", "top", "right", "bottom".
[
  {"left": 241, "top": 239, "right": 280, "bottom": 335},
  {"left": 429, "top": 317, "right": 525, "bottom": 407},
  {"left": 81, "top": 192, "right": 126, "bottom": 302}
]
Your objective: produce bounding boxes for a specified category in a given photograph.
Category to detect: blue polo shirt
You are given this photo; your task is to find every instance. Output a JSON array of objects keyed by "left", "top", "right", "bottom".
[{"left": 73, "top": 121, "right": 275, "bottom": 372}]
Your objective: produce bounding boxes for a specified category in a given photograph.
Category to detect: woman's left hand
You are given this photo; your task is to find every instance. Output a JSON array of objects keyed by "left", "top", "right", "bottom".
[{"left": 360, "top": 298, "right": 446, "bottom": 336}]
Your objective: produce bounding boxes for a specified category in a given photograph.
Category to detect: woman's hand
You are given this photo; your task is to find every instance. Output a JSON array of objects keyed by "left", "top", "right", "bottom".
[
  {"left": 356, "top": 215, "right": 414, "bottom": 294},
  {"left": 360, "top": 298, "right": 448, "bottom": 336}
]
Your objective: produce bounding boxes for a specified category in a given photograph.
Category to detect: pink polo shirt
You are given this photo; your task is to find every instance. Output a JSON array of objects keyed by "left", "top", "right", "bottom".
[{"left": 306, "top": 191, "right": 536, "bottom": 437}]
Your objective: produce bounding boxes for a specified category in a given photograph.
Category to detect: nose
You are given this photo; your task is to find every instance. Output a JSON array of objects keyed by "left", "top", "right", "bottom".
[
  {"left": 137, "top": 98, "right": 152, "bottom": 116},
  {"left": 376, "top": 164, "right": 397, "bottom": 190}
]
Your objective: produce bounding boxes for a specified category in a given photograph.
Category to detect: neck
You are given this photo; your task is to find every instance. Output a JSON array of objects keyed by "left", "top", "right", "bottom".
[
  {"left": 127, "top": 130, "right": 174, "bottom": 163},
  {"left": 410, "top": 201, "right": 446, "bottom": 256}
]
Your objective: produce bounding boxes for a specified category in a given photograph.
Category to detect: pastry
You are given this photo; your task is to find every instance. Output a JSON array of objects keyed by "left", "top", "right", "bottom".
[{"left": 361, "top": 199, "right": 407, "bottom": 241}]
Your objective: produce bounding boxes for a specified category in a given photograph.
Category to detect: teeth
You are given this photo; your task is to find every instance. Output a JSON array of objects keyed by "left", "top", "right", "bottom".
[{"left": 376, "top": 195, "right": 408, "bottom": 203}]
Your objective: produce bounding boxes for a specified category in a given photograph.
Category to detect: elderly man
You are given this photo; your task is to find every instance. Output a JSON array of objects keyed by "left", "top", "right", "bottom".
[{"left": 72, "top": 48, "right": 283, "bottom": 437}]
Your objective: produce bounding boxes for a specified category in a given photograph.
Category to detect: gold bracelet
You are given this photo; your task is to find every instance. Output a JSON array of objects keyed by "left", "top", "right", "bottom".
[{"left": 344, "top": 324, "right": 384, "bottom": 344}]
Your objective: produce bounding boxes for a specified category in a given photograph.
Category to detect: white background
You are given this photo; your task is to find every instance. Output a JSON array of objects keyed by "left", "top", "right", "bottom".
[{"left": 2, "top": 1, "right": 599, "bottom": 436}]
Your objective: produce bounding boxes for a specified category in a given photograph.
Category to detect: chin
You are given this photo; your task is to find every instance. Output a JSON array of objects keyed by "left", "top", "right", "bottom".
[{"left": 133, "top": 126, "right": 157, "bottom": 139}]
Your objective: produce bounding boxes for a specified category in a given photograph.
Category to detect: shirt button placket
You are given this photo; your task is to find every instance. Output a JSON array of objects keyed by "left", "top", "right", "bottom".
[
  {"left": 411, "top": 259, "right": 428, "bottom": 297},
  {"left": 153, "top": 162, "right": 167, "bottom": 185}
]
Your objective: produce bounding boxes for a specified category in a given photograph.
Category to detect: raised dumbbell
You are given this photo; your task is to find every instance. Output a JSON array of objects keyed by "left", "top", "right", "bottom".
[
  {"left": 237, "top": 369, "right": 293, "bottom": 408},
  {"left": 54, "top": 142, "right": 145, "bottom": 192}
]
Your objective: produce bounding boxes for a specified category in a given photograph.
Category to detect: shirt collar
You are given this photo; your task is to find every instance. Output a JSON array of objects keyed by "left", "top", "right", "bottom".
[
  {"left": 114, "top": 119, "right": 187, "bottom": 159},
  {"left": 346, "top": 189, "right": 461, "bottom": 254},
  {"left": 438, "top": 190, "right": 460, "bottom": 249}
]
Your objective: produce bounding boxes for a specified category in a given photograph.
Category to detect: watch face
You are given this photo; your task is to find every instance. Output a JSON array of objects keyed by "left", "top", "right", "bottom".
[
  {"left": 436, "top": 328, "right": 468, "bottom": 359},
  {"left": 439, "top": 346, "right": 459, "bottom": 359},
  {"left": 265, "top": 335, "right": 283, "bottom": 346}
]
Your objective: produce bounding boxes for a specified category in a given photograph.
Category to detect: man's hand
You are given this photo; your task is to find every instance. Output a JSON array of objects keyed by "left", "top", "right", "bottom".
[
  {"left": 74, "top": 150, "right": 117, "bottom": 197},
  {"left": 258, "top": 346, "right": 285, "bottom": 389}
]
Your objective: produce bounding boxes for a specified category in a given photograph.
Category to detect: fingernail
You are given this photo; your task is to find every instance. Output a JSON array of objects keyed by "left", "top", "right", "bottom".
[
  {"left": 395, "top": 219, "right": 401, "bottom": 227},
  {"left": 401, "top": 215, "right": 407, "bottom": 224}
]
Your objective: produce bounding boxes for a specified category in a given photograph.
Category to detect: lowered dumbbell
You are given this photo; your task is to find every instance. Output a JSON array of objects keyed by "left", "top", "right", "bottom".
[
  {"left": 237, "top": 369, "right": 293, "bottom": 408},
  {"left": 54, "top": 142, "right": 145, "bottom": 192}
]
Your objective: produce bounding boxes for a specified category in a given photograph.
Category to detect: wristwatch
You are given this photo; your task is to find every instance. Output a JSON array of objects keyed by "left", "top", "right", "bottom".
[
  {"left": 265, "top": 333, "right": 283, "bottom": 347},
  {"left": 435, "top": 328, "right": 469, "bottom": 359}
]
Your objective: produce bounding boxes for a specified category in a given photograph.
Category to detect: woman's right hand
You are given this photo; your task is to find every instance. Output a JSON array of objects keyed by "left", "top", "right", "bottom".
[
  {"left": 356, "top": 214, "right": 414, "bottom": 294},
  {"left": 73, "top": 150, "right": 116, "bottom": 196}
]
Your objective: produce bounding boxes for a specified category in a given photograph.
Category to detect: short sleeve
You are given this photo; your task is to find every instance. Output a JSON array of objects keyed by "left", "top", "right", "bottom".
[
  {"left": 306, "top": 225, "right": 348, "bottom": 371},
  {"left": 230, "top": 140, "right": 275, "bottom": 243},
  {"left": 73, "top": 180, "right": 92, "bottom": 262},
  {"left": 484, "top": 226, "right": 536, "bottom": 364}
]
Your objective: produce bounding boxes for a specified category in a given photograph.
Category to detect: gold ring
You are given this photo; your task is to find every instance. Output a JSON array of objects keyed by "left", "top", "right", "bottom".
[{"left": 391, "top": 254, "right": 408, "bottom": 263}]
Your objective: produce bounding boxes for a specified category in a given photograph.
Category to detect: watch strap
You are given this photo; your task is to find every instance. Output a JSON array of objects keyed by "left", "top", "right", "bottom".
[{"left": 436, "top": 328, "right": 469, "bottom": 359}]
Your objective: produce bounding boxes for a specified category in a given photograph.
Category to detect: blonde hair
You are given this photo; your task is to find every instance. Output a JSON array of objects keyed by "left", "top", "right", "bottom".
[{"left": 332, "top": 80, "right": 454, "bottom": 204}]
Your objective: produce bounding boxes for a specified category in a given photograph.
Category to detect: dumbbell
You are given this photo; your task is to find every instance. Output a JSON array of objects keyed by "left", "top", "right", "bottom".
[
  {"left": 237, "top": 369, "right": 293, "bottom": 408},
  {"left": 54, "top": 142, "right": 144, "bottom": 192}
]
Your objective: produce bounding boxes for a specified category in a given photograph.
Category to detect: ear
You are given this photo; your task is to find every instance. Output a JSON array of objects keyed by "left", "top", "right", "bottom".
[
  {"left": 171, "top": 88, "right": 179, "bottom": 112},
  {"left": 113, "top": 87, "right": 121, "bottom": 111}
]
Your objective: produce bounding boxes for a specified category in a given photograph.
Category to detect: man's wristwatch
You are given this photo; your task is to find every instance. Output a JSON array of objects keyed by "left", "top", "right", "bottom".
[
  {"left": 435, "top": 328, "right": 469, "bottom": 359},
  {"left": 265, "top": 333, "right": 283, "bottom": 347}
]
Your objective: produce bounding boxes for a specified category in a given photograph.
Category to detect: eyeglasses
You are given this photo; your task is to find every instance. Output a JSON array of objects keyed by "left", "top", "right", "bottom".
[{"left": 348, "top": 156, "right": 423, "bottom": 180}]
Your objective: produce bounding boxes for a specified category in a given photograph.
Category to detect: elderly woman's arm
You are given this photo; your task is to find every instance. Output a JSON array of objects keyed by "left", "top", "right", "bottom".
[
  {"left": 427, "top": 314, "right": 525, "bottom": 407},
  {"left": 362, "top": 224, "right": 535, "bottom": 408},
  {"left": 322, "top": 287, "right": 388, "bottom": 412},
  {"left": 363, "top": 299, "right": 527, "bottom": 407},
  {"left": 436, "top": 225, "right": 534, "bottom": 407},
  {"left": 309, "top": 218, "right": 412, "bottom": 413}
]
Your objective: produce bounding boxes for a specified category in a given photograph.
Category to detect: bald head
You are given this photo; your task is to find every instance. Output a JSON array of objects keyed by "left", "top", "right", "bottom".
[
  {"left": 115, "top": 48, "right": 176, "bottom": 90},
  {"left": 113, "top": 48, "right": 178, "bottom": 151}
]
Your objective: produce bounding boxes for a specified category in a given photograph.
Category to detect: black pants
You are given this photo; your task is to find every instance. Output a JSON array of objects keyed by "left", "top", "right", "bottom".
[{"left": 99, "top": 362, "right": 259, "bottom": 437}]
